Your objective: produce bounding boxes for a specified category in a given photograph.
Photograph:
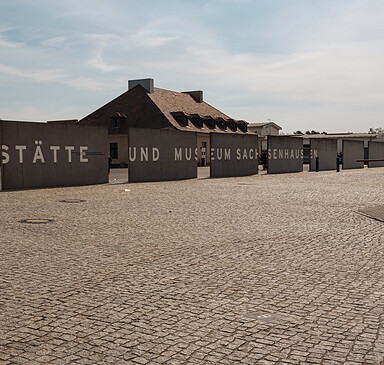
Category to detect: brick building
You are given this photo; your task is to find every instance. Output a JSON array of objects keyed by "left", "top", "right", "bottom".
[{"left": 78, "top": 78, "right": 255, "bottom": 167}]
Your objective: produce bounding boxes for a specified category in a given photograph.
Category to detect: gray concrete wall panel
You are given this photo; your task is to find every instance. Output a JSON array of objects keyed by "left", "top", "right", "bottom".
[
  {"left": 0, "top": 125, "right": 2, "bottom": 190},
  {"left": 267, "top": 136, "right": 303, "bottom": 174},
  {"left": 210, "top": 134, "right": 258, "bottom": 177},
  {"left": 342, "top": 140, "right": 364, "bottom": 169},
  {"left": 0, "top": 121, "right": 108, "bottom": 190},
  {"left": 128, "top": 128, "right": 197, "bottom": 182},
  {"left": 368, "top": 141, "right": 384, "bottom": 167},
  {"left": 309, "top": 139, "right": 337, "bottom": 171}
]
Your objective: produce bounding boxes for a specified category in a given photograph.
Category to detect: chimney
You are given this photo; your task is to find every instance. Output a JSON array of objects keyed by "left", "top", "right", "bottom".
[
  {"left": 128, "top": 78, "right": 154, "bottom": 93},
  {"left": 182, "top": 90, "right": 203, "bottom": 103}
]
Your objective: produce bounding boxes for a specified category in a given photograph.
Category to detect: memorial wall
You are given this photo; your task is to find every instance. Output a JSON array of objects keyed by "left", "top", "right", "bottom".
[
  {"left": 342, "top": 140, "right": 364, "bottom": 169},
  {"left": 309, "top": 139, "right": 337, "bottom": 171},
  {"left": 368, "top": 141, "right": 384, "bottom": 168},
  {"left": 0, "top": 121, "right": 108, "bottom": 190},
  {"left": 210, "top": 134, "right": 259, "bottom": 178},
  {"left": 267, "top": 136, "right": 303, "bottom": 174},
  {"left": 127, "top": 128, "right": 197, "bottom": 182}
]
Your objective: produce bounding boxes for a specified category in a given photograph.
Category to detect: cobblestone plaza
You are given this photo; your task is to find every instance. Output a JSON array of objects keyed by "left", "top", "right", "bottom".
[{"left": 1, "top": 168, "right": 384, "bottom": 364}]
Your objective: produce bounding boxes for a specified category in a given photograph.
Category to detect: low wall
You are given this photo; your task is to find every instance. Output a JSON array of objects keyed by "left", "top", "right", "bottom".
[
  {"left": 309, "top": 139, "right": 337, "bottom": 171},
  {"left": 267, "top": 136, "right": 303, "bottom": 174},
  {"left": 0, "top": 121, "right": 108, "bottom": 190},
  {"left": 368, "top": 141, "right": 384, "bottom": 168},
  {"left": 342, "top": 140, "right": 364, "bottom": 169},
  {"left": 128, "top": 128, "right": 197, "bottom": 182},
  {"left": 210, "top": 134, "right": 258, "bottom": 177}
]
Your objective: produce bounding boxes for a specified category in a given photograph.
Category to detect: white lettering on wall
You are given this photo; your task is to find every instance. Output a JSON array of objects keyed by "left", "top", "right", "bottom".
[
  {"left": 65, "top": 146, "right": 74, "bottom": 163},
  {"left": 129, "top": 147, "right": 136, "bottom": 161},
  {"left": 141, "top": 147, "right": 148, "bottom": 162},
  {"left": 153, "top": 148, "right": 159, "bottom": 162},
  {"left": 203, "top": 147, "right": 257, "bottom": 162},
  {"left": 33, "top": 140, "right": 45, "bottom": 163},
  {"left": 15, "top": 145, "right": 27, "bottom": 163},
  {"left": 1, "top": 142, "right": 91, "bottom": 164},
  {"left": 267, "top": 148, "right": 305, "bottom": 160},
  {"left": 185, "top": 148, "right": 192, "bottom": 161},
  {"left": 175, "top": 148, "right": 182, "bottom": 161},
  {"left": 129, "top": 147, "right": 160, "bottom": 162},
  {"left": 50, "top": 146, "right": 60, "bottom": 163},
  {"left": 217, "top": 148, "right": 222, "bottom": 161},
  {"left": 1, "top": 145, "right": 9, "bottom": 164},
  {"left": 195, "top": 148, "right": 198, "bottom": 161},
  {"left": 80, "top": 146, "right": 88, "bottom": 163}
]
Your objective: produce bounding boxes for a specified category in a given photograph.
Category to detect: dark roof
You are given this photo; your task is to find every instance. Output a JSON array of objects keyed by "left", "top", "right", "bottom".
[{"left": 78, "top": 85, "right": 252, "bottom": 134}]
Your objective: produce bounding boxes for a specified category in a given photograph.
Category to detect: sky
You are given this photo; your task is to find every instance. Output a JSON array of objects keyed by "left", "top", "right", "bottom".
[{"left": 0, "top": 0, "right": 383, "bottom": 133}]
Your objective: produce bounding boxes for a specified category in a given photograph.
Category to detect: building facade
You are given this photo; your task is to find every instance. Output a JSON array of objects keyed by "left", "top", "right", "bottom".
[
  {"left": 78, "top": 78, "right": 255, "bottom": 168},
  {"left": 248, "top": 120, "right": 282, "bottom": 152}
]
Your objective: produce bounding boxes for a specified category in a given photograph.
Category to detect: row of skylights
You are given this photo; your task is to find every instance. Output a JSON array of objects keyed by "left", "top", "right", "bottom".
[{"left": 171, "top": 112, "right": 248, "bottom": 132}]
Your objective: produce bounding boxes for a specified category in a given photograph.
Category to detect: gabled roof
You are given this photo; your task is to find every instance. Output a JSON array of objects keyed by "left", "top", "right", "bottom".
[
  {"left": 78, "top": 85, "right": 171, "bottom": 133},
  {"left": 149, "top": 88, "right": 252, "bottom": 134},
  {"left": 150, "top": 88, "right": 227, "bottom": 122},
  {"left": 79, "top": 85, "right": 252, "bottom": 134}
]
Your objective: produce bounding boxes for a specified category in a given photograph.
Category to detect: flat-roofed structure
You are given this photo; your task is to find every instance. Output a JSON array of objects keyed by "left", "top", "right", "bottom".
[
  {"left": 296, "top": 132, "right": 383, "bottom": 162},
  {"left": 248, "top": 120, "right": 282, "bottom": 153}
]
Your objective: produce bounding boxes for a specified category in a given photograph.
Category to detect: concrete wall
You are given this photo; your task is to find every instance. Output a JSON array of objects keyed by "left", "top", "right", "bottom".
[
  {"left": 210, "top": 134, "right": 258, "bottom": 178},
  {"left": 0, "top": 121, "right": 108, "bottom": 190},
  {"left": 309, "top": 139, "right": 337, "bottom": 171},
  {"left": 368, "top": 141, "right": 384, "bottom": 167},
  {"left": 342, "top": 140, "right": 364, "bottom": 169},
  {"left": 0, "top": 127, "right": 2, "bottom": 190},
  {"left": 128, "top": 128, "right": 197, "bottom": 182},
  {"left": 267, "top": 136, "right": 303, "bottom": 174}
]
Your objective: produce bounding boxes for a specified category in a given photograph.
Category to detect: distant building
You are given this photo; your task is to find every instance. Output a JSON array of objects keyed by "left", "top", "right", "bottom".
[
  {"left": 78, "top": 78, "right": 255, "bottom": 167},
  {"left": 248, "top": 120, "right": 282, "bottom": 151},
  {"left": 248, "top": 120, "right": 282, "bottom": 136},
  {"left": 294, "top": 132, "right": 383, "bottom": 163}
]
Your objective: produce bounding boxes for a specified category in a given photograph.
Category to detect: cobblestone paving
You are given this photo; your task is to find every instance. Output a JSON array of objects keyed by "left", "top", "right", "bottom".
[{"left": 1, "top": 167, "right": 384, "bottom": 364}]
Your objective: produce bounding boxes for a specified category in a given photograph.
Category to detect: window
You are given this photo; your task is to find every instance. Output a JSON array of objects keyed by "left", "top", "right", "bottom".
[
  {"left": 112, "top": 118, "right": 120, "bottom": 128},
  {"left": 171, "top": 112, "right": 188, "bottom": 127},
  {"left": 110, "top": 143, "right": 118, "bottom": 159}
]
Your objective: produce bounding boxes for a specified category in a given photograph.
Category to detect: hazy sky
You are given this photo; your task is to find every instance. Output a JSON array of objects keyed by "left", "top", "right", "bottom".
[{"left": 0, "top": 0, "right": 383, "bottom": 133}]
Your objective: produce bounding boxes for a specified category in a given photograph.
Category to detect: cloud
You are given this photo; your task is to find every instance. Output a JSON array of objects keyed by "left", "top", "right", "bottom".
[
  {"left": 88, "top": 52, "right": 124, "bottom": 73},
  {"left": 85, "top": 35, "right": 124, "bottom": 73},
  {"left": 130, "top": 30, "right": 178, "bottom": 48},
  {"left": 0, "top": 63, "right": 106, "bottom": 91},
  {"left": 42, "top": 36, "right": 67, "bottom": 48},
  {"left": 0, "top": 38, "right": 24, "bottom": 49},
  {"left": 1, "top": 0, "right": 384, "bottom": 131},
  {"left": 0, "top": 26, "right": 24, "bottom": 49}
]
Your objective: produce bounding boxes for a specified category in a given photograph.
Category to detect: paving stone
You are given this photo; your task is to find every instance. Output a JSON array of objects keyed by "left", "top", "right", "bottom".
[{"left": 2, "top": 168, "right": 384, "bottom": 364}]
